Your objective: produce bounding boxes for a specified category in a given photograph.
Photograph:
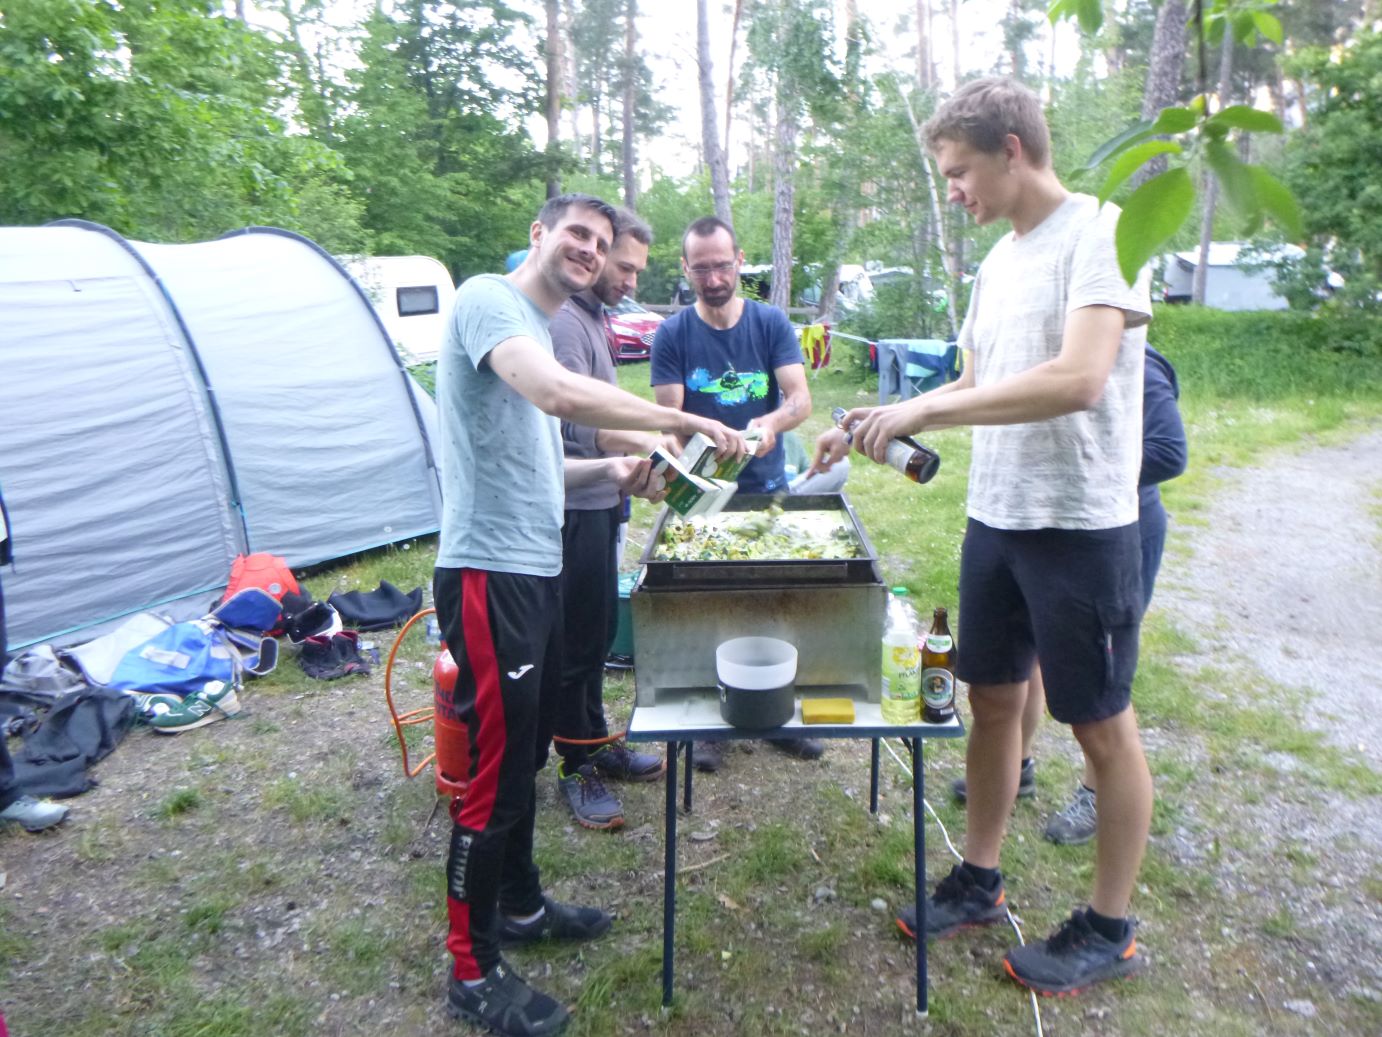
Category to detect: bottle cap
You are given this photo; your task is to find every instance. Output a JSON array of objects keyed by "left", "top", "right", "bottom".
[{"left": 891, "top": 586, "right": 909, "bottom": 596}]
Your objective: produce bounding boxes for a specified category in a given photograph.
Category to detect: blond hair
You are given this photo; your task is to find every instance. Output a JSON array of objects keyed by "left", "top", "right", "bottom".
[{"left": 923, "top": 77, "right": 1051, "bottom": 167}]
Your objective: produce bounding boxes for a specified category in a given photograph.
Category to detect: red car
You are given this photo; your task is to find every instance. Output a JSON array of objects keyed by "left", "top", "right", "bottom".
[{"left": 604, "top": 297, "right": 663, "bottom": 363}]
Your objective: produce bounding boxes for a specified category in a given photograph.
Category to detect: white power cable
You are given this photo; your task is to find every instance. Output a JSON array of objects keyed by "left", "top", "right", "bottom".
[{"left": 882, "top": 737, "right": 1045, "bottom": 1037}]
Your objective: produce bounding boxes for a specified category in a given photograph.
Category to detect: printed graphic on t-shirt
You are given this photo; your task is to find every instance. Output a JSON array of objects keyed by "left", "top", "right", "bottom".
[{"left": 687, "top": 364, "right": 770, "bottom": 406}]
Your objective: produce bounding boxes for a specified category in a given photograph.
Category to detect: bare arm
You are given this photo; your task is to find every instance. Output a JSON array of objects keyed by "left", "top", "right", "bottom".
[
  {"left": 488, "top": 337, "right": 744, "bottom": 457},
  {"left": 652, "top": 383, "right": 688, "bottom": 453},
  {"left": 747, "top": 363, "right": 812, "bottom": 455},
  {"left": 564, "top": 456, "right": 666, "bottom": 501},
  {"left": 843, "top": 305, "right": 1126, "bottom": 463}
]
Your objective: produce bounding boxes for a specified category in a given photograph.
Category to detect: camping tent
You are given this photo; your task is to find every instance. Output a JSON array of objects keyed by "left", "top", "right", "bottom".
[{"left": 0, "top": 221, "right": 442, "bottom": 650}]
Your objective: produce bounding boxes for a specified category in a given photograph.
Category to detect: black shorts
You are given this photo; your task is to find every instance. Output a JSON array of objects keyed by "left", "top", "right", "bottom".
[{"left": 956, "top": 519, "right": 1142, "bottom": 725}]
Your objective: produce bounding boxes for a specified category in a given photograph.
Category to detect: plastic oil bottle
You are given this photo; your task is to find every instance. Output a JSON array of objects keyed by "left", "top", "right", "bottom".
[{"left": 881, "top": 587, "right": 921, "bottom": 723}]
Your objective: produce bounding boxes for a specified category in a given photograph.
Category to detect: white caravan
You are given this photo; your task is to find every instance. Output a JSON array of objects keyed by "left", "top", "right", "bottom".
[{"left": 343, "top": 255, "right": 455, "bottom": 363}]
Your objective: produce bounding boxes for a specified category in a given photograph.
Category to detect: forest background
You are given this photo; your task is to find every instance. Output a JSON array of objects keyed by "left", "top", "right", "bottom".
[{"left": 3, "top": 0, "right": 1381, "bottom": 341}]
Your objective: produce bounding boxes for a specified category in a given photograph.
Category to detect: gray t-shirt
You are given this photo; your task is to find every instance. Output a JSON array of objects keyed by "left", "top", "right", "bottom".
[
  {"left": 960, "top": 193, "right": 1152, "bottom": 531},
  {"left": 436, "top": 274, "right": 564, "bottom": 575},
  {"left": 552, "top": 293, "right": 620, "bottom": 511}
]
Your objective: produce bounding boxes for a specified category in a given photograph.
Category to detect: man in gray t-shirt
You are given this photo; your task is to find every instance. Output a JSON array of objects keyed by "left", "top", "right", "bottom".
[
  {"left": 814, "top": 78, "right": 1155, "bottom": 998},
  {"left": 434, "top": 194, "right": 742, "bottom": 1035}
]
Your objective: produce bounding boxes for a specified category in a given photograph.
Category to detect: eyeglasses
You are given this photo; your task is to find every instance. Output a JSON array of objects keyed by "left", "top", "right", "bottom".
[{"left": 686, "top": 261, "right": 737, "bottom": 279}]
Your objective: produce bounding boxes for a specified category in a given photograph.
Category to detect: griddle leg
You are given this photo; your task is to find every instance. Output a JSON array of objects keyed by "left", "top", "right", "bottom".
[
  {"left": 662, "top": 740, "right": 679, "bottom": 1007},
  {"left": 869, "top": 737, "right": 881, "bottom": 814},
  {"left": 682, "top": 740, "right": 694, "bottom": 813},
  {"left": 912, "top": 737, "right": 928, "bottom": 1017}
]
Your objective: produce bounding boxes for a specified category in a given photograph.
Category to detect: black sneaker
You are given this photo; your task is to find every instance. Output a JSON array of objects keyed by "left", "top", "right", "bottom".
[
  {"left": 951, "top": 757, "right": 1036, "bottom": 803},
  {"left": 764, "top": 736, "right": 824, "bottom": 761},
  {"left": 499, "top": 895, "right": 613, "bottom": 947},
  {"left": 589, "top": 741, "right": 665, "bottom": 782},
  {"left": 446, "top": 960, "right": 569, "bottom": 1036},
  {"left": 555, "top": 762, "right": 624, "bottom": 831},
  {"left": 692, "top": 740, "right": 724, "bottom": 773},
  {"left": 1003, "top": 909, "right": 1146, "bottom": 995},
  {"left": 895, "top": 864, "right": 1008, "bottom": 941}
]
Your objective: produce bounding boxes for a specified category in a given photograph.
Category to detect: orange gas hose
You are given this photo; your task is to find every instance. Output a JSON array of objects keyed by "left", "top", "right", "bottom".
[{"left": 383, "top": 607, "right": 629, "bottom": 783}]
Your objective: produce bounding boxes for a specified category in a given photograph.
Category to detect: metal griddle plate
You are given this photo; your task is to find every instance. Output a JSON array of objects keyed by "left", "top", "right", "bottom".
[{"left": 638, "top": 492, "right": 881, "bottom": 588}]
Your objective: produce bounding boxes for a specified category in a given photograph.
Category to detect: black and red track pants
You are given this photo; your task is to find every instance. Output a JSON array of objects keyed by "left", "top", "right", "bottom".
[{"left": 433, "top": 566, "right": 563, "bottom": 980}]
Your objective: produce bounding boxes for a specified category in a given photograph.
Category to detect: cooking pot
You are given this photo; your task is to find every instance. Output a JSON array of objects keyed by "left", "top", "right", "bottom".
[{"left": 716, "top": 637, "right": 797, "bottom": 729}]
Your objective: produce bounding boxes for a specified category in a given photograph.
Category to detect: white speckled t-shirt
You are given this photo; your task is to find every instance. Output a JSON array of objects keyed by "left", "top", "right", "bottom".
[{"left": 960, "top": 193, "right": 1152, "bottom": 531}]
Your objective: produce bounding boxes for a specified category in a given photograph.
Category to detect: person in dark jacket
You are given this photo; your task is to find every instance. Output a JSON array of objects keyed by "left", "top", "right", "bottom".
[
  {"left": 0, "top": 485, "right": 70, "bottom": 832},
  {"left": 949, "top": 344, "right": 1188, "bottom": 845}
]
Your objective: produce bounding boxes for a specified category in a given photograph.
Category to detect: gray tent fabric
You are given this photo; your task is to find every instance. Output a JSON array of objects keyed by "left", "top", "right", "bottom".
[{"left": 0, "top": 222, "right": 442, "bottom": 650}]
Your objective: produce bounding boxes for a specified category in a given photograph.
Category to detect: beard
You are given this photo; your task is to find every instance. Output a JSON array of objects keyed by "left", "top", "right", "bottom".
[
  {"left": 545, "top": 249, "right": 597, "bottom": 296},
  {"left": 696, "top": 281, "right": 735, "bottom": 307}
]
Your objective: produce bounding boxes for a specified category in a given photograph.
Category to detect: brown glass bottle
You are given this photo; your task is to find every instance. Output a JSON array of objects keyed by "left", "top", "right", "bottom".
[
  {"left": 832, "top": 407, "right": 941, "bottom": 484},
  {"left": 920, "top": 607, "right": 956, "bottom": 723}
]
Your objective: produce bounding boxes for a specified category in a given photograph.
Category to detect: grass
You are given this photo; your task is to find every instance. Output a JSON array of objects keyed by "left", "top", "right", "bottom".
[{"left": 4, "top": 315, "right": 1379, "bottom": 1037}]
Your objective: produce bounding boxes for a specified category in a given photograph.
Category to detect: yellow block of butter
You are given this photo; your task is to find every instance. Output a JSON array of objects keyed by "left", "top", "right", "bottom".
[{"left": 802, "top": 698, "right": 855, "bottom": 724}]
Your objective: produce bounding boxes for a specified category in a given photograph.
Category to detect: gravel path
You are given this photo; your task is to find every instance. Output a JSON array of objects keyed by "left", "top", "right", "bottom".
[{"left": 1151, "top": 425, "right": 1382, "bottom": 1011}]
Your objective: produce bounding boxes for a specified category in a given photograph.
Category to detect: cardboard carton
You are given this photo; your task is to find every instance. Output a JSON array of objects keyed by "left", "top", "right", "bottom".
[{"left": 650, "top": 448, "right": 736, "bottom": 518}]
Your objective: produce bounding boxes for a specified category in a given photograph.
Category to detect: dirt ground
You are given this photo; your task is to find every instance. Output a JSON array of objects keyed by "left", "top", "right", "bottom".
[{"left": 1, "top": 428, "right": 1380, "bottom": 1036}]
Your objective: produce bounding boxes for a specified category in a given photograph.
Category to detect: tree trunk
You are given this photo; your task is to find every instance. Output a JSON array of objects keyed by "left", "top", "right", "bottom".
[
  {"left": 563, "top": 0, "right": 581, "bottom": 162},
  {"left": 915, "top": 0, "right": 932, "bottom": 90},
  {"left": 1132, "top": 0, "right": 1187, "bottom": 187},
  {"left": 949, "top": 0, "right": 961, "bottom": 89},
  {"left": 769, "top": 98, "right": 797, "bottom": 312},
  {"left": 545, "top": 0, "right": 563, "bottom": 199},
  {"left": 621, "top": 0, "right": 637, "bottom": 207},
  {"left": 697, "top": 0, "right": 734, "bottom": 226},
  {"left": 1192, "top": 28, "right": 1234, "bottom": 306},
  {"left": 724, "top": 0, "right": 745, "bottom": 165},
  {"left": 900, "top": 87, "right": 959, "bottom": 331}
]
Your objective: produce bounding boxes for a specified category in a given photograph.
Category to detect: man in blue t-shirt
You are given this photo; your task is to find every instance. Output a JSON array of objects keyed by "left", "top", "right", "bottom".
[
  {"left": 650, "top": 216, "right": 810, "bottom": 495},
  {"left": 650, "top": 215, "right": 823, "bottom": 770}
]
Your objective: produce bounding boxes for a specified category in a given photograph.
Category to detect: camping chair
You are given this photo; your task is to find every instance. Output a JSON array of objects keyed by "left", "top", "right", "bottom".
[{"left": 877, "top": 338, "right": 958, "bottom": 403}]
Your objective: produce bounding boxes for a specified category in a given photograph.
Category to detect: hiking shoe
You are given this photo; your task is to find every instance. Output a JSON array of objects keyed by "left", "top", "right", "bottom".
[
  {"left": 692, "top": 740, "right": 723, "bottom": 773},
  {"left": 446, "top": 959, "right": 569, "bottom": 1036},
  {"left": 1044, "top": 785, "right": 1097, "bottom": 845},
  {"left": 951, "top": 757, "right": 1036, "bottom": 803},
  {"left": 149, "top": 681, "right": 242, "bottom": 734},
  {"left": 0, "top": 795, "right": 70, "bottom": 832},
  {"left": 590, "top": 741, "right": 665, "bottom": 782},
  {"left": 1003, "top": 909, "right": 1146, "bottom": 995},
  {"left": 499, "top": 895, "right": 612, "bottom": 947},
  {"left": 555, "top": 762, "right": 624, "bottom": 830},
  {"left": 895, "top": 864, "right": 1007, "bottom": 942},
  {"left": 764, "top": 736, "right": 825, "bottom": 761}
]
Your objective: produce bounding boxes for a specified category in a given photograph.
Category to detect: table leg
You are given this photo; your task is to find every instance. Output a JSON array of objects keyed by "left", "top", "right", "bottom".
[
  {"left": 869, "top": 738, "right": 881, "bottom": 814},
  {"left": 911, "top": 737, "right": 928, "bottom": 1017},
  {"left": 683, "top": 740, "right": 694, "bottom": 813},
  {"left": 662, "top": 740, "right": 679, "bottom": 1007}
]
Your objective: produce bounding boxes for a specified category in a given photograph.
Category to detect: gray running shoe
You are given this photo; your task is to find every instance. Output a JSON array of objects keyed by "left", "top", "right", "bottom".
[
  {"left": 895, "top": 863, "right": 1007, "bottom": 941},
  {"left": 951, "top": 757, "right": 1036, "bottom": 803},
  {"left": 590, "top": 741, "right": 665, "bottom": 782},
  {"left": 499, "top": 895, "right": 613, "bottom": 947},
  {"left": 1044, "top": 784, "right": 1097, "bottom": 845},
  {"left": 555, "top": 762, "right": 624, "bottom": 830},
  {"left": 0, "top": 795, "right": 69, "bottom": 832},
  {"left": 1003, "top": 908, "right": 1145, "bottom": 995},
  {"left": 446, "top": 959, "right": 569, "bottom": 1036},
  {"left": 692, "top": 740, "right": 723, "bottom": 773}
]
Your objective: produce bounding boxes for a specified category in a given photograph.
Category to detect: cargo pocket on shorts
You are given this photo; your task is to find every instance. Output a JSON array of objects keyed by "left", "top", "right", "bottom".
[{"left": 1096, "top": 598, "right": 1140, "bottom": 698}]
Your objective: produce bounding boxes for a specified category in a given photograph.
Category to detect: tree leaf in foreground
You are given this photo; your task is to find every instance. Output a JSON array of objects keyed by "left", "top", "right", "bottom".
[{"left": 1116, "top": 168, "right": 1194, "bottom": 285}]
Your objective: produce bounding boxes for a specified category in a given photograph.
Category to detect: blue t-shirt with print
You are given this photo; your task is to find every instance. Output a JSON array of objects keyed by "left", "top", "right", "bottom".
[{"left": 650, "top": 300, "right": 802, "bottom": 493}]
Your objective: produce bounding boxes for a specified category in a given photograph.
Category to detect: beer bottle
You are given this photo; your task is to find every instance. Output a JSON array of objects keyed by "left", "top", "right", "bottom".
[
  {"left": 920, "top": 606, "right": 956, "bottom": 724},
  {"left": 831, "top": 407, "right": 941, "bottom": 484}
]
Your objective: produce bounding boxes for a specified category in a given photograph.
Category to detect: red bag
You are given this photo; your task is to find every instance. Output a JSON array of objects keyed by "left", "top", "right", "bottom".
[{"left": 222, "top": 553, "right": 299, "bottom": 634}]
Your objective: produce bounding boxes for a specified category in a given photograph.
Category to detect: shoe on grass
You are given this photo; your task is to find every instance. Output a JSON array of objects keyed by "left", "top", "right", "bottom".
[
  {"left": 692, "top": 740, "right": 723, "bottom": 773},
  {"left": 0, "top": 795, "right": 70, "bottom": 832},
  {"left": 896, "top": 863, "right": 1007, "bottom": 942},
  {"left": 149, "top": 681, "right": 241, "bottom": 734},
  {"left": 589, "top": 741, "right": 664, "bottom": 782},
  {"left": 555, "top": 762, "right": 624, "bottom": 830},
  {"left": 446, "top": 959, "right": 568, "bottom": 1036},
  {"left": 499, "top": 895, "right": 612, "bottom": 947},
  {"left": 1003, "top": 908, "right": 1146, "bottom": 995},
  {"left": 951, "top": 757, "right": 1036, "bottom": 803},
  {"left": 1044, "top": 784, "right": 1097, "bottom": 845},
  {"left": 764, "top": 736, "right": 824, "bottom": 761}
]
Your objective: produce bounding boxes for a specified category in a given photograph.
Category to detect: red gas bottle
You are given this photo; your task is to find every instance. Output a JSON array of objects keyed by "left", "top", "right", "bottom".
[{"left": 432, "top": 647, "right": 471, "bottom": 800}]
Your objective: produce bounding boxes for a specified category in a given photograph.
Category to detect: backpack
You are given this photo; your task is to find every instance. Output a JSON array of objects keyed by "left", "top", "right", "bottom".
[{"left": 222, "top": 553, "right": 299, "bottom": 635}]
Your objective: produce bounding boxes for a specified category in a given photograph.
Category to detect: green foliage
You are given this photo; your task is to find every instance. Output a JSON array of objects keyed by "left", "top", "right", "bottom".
[{"left": 1281, "top": 31, "right": 1382, "bottom": 310}]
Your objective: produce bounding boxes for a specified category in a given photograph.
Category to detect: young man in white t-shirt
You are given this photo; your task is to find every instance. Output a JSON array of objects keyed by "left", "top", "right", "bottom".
[{"left": 813, "top": 77, "right": 1154, "bottom": 995}]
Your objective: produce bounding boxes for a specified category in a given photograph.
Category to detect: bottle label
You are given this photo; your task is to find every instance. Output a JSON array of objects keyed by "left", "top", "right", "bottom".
[
  {"left": 921, "top": 667, "right": 954, "bottom": 709},
  {"left": 884, "top": 440, "right": 913, "bottom": 473},
  {"left": 925, "top": 634, "right": 953, "bottom": 652}
]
